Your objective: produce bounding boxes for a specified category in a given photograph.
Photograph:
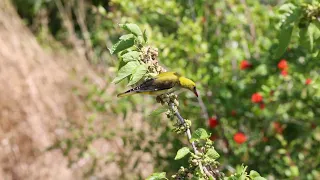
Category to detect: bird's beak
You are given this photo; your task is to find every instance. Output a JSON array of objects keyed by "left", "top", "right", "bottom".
[{"left": 194, "top": 87, "right": 198, "bottom": 97}]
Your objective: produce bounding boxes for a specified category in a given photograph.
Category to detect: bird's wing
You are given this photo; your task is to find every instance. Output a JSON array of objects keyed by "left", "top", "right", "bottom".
[
  {"left": 137, "top": 76, "right": 177, "bottom": 92},
  {"left": 117, "top": 72, "right": 179, "bottom": 97}
]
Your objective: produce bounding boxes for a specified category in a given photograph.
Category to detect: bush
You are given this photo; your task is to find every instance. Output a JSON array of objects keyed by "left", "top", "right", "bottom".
[{"left": 13, "top": 0, "right": 320, "bottom": 179}]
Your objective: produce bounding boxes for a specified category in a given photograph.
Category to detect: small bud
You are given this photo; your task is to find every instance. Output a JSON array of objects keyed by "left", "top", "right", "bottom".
[
  {"left": 191, "top": 159, "right": 199, "bottom": 166},
  {"left": 174, "top": 99, "right": 179, "bottom": 106}
]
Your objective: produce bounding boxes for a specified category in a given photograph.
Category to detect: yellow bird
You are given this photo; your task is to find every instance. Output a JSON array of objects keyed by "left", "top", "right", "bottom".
[{"left": 117, "top": 72, "right": 198, "bottom": 98}]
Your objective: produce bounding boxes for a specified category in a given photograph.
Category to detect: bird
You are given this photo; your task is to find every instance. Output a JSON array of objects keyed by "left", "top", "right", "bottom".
[{"left": 117, "top": 71, "right": 198, "bottom": 98}]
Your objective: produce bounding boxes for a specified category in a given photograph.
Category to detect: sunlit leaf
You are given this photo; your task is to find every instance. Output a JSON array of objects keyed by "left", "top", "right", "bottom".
[
  {"left": 120, "top": 23, "right": 143, "bottom": 37},
  {"left": 174, "top": 147, "right": 190, "bottom": 160},
  {"left": 112, "top": 61, "right": 140, "bottom": 84},
  {"left": 122, "top": 51, "right": 140, "bottom": 62},
  {"left": 191, "top": 128, "right": 209, "bottom": 142},
  {"left": 206, "top": 148, "right": 220, "bottom": 160},
  {"left": 128, "top": 65, "right": 148, "bottom": 86},
  {"left": 146, "top": 172, "right": 167, "bottom": 180},
  {"left": 109, "top": 34, "right": 135, "bottom": 54},
  {"left": 249, "top": 170, "right": 261, "bottom": 178}
]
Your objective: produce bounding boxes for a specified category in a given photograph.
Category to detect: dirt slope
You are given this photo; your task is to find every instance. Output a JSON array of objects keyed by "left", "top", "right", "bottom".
[{"left": 0, "top": 1, "right": 94, "bottom": 179}]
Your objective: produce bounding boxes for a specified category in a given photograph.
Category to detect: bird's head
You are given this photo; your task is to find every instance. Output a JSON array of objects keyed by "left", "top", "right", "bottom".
[{"left": 178, "top": 76, "right": 198, "bottom": 97}]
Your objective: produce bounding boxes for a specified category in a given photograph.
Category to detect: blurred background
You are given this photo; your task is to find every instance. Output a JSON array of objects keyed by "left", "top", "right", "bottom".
[{"left": 0, "top": 0, "right": 319, "bottom": 179}]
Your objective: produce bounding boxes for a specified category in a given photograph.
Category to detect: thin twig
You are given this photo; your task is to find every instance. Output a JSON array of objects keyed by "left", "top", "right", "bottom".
[
  {"left": 203, "top": 166, "right": 216, "bottom": 180},
  {"left": 169, "top": 103, "right": 198, "bottom": 153},
  {"left": 169, "top": 103, "right": 214, "bottom": 179}
]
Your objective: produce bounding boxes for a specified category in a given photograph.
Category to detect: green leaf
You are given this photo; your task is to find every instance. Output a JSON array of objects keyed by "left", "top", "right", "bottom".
[
  {"left": 143, "top": 29, "right": 148, "bottom": 43},
  {"left": 109, "top": 34, "right": 135, "bottom": 55},
  {"left": 146, "top": 172, "right": 167, "bottom": 180},
  {"left": 112, "top": 61, "right": 140, "bottom": 84},
  {"left": 274, "top": 25, "right": 293, "bottom": 58},
  {"left": 253, "top": 177, "right": 267, "bottom": 180},
  {"left": 254, "top": 64, "right": 268, "bottom": 76},
  {"left": 128, "top": 65, "right": 148, "bottom": 86},
  {"left": 206, "top": 148, "right": 220, "bottom": 160},
  {"left": 120, "top": 23, "right": 143, "bottom": 37},
  {"left": 191, "top": 128, "right": 210, "bottom": 142},
  {"left": 290, "top": 165, "right": 299, "bottom": 177},
  {"left": 149, "top": 107, "right": 168, "bottom": 116},
  {"left": 174, "top": 147, "right": 190, "bottom": 160},
  {"left": 278, "top": 3, "right": 296, "bottom": 13},
  {"left": 239, "top": 174, "right": 246, "bottom": 180},
  {"left": 119, "top": 34, "right": 134, "bottom": 40},
  {"left": 122, "top": 51, "right": 140, "bottom": 62},
  {"left": 249, "top": 170, "right": 261, "bottom": 178},
  {"left": 283, "top": 8, "right": 301, "bottom": 26}
]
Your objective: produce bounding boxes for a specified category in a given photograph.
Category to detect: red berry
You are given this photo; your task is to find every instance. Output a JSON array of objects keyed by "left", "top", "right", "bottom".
[
  {"left": 208, "top": 117, "right": 219, "bottom": 128},
  {"left": 251, "top": 93, "right": 263, "bottom": 103},
  {"left": 281, "top": 69, "right": 288, "bottom": 77},
  {"left": 240, "top": 60, "right": 252, "bottom": 70},
  {"left": 259, "top": 103, "right": 265, "bottom": 110},
  {"left": 305, "top": 78, "right": 312, "bottom": 85},
  {"left": 278, "top": 59, "right": 288, "bottom": 70},
  {"left": 231, "top": 110, "right": 237, "bottom": 116},
  {"left": 273, "top": 122, "right": 283, "bottom": 134},
  {"left": 233, "top": 132, "right": 247, "bottom": 144}
]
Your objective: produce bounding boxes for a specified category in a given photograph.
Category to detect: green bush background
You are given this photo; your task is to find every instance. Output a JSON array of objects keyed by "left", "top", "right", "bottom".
[{"left": 12, "top": 0, "right": 320, "bottom": 179}]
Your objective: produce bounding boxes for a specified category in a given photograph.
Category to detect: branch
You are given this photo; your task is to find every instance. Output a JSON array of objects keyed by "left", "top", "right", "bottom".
[
  {"left": 169, "top": 102, "right": 215, "bottom": 179},
  {"left": 169, "top": 103, "right": 198, "bottom": 154}
]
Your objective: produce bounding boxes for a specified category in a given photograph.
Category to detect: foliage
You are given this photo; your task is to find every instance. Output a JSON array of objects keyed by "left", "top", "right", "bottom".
[
  {"left": 12, "top": 0, "right": 320, "bottom": 179},
  {"left": 111, "top": 22, "right": 265, "bottom": 179}
]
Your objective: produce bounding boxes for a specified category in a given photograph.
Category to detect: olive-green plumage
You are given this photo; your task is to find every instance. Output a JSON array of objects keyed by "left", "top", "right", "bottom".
[{"left": 117, "top": 72, "right": 198, "bottom": 98}]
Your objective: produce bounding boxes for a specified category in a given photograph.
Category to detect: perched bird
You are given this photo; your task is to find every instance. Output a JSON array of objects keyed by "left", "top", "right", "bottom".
[{"left": 117, "top": 72, "right": 198, "bottom": 98}]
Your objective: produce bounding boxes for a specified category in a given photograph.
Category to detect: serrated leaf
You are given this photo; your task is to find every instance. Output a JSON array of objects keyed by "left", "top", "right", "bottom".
[
  {"left": 149, "top": 107, "right": 168, "bottom": 116},
  {"left": 191, "top": 128, "right": 210, "bottom": 142},
  {"left": 109, "top": 34, "right": 134, "bottom": 55},
  {"left": 206, "top": 148, "right": 220, "bottom": 160},
  {"left": 275, "top": 25, "right": 293, "bottom": 58},
  {"left": 249, "top": 170, "right": 261, "bottom": 178},
  {"left": 120, "top": 23, "right": 143, "bottom": 37},
  {"left": 112, "top": 61, "right": 140, "bottom": 84},
  {"left": 174, "top": 147, "right": 190, "bottom": 160},
  {"left": 128, "top": 65, "right": 147, "bottom": 86},
  {"left": 122, "top": 51, "right": 140, "bottom": 62},
  {"left": 146, "top": 172, "right": 167, "bottom": 180}
]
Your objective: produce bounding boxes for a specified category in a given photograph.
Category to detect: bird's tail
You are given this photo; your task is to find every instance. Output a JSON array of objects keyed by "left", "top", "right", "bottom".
[{"left": 117, "top": 88, "right": 139, "bottom": 98}]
